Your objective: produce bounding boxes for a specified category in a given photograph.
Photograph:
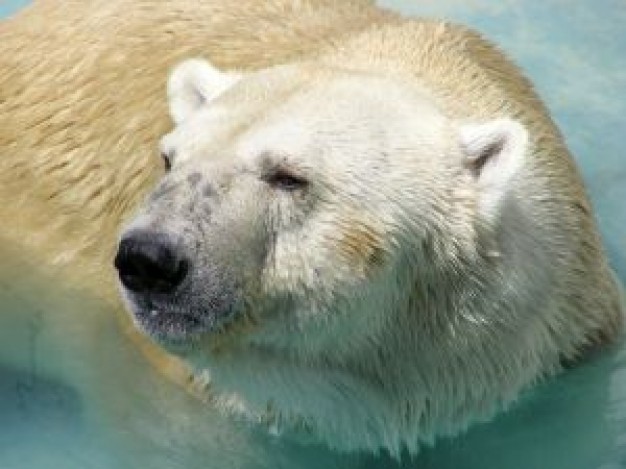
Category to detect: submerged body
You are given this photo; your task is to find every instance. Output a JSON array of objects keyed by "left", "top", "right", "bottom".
[{"left": 1, "top": 0, "right": 623, "bottom": 455}]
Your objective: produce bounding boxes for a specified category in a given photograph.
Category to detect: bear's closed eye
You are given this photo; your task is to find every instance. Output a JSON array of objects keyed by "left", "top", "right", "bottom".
[{"left": 264, "top": 168, "right": 308, "bottom": 191}]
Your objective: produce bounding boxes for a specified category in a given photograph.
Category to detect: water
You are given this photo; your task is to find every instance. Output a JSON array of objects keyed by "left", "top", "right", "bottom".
[{"left": 1, "top": 1, "right": 625, "bottom": 468}]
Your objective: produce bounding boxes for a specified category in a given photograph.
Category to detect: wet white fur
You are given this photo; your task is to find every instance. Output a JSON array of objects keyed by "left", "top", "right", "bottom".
[{"left": 146, "top": 58, "right": 623, "bottom": 456}]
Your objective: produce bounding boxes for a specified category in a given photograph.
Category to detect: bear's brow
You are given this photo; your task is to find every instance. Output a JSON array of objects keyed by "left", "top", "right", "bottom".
[{"left": 258, "top": 151, "right": 297, "bottom": 171}]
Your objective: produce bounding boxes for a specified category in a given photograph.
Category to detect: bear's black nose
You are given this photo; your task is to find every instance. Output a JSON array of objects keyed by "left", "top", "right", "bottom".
[{"left": 115, "top": 230, "right": 189, "bottom": 294}]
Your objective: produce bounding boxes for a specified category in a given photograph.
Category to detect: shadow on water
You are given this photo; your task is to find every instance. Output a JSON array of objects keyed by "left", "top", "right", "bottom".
[{"left": 0, "top": 364, "right": 106, "bottom": 469}]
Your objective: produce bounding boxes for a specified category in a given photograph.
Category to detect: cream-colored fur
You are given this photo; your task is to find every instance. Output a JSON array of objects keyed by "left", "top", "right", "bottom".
[
  {"left": 0, "top": 0, "right": 394, "bottom": 392},
  {"left": 1, "top": 0, "right": 623, "bottom": 457}
]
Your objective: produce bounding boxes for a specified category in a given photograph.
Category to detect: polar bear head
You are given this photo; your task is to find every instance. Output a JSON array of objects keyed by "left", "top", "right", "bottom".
[{"left": 115, "top": 58, "right": 529, "bottom": 448}]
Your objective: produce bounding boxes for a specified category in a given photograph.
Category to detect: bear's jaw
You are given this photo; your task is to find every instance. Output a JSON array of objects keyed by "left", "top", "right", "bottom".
[
  {"left": 191, "top": 337, "right": 493, "bottom": 457},
  {"left": 119, "top": 284, "right": 241, "bottom": 347},
  {"left": 194, "top": 347, "right": 406, "bottom": 452},
  {"left": 131, "top": 305, "right": 205, "bottom": 345}
]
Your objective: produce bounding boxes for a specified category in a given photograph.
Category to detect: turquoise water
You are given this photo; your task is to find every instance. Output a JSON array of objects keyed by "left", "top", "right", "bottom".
[
  {"left": 0, "top": 0, "right": 29, "bottom": 17},
  {"left": 1, "top": 1, "right": 626, "bottom": 468}
]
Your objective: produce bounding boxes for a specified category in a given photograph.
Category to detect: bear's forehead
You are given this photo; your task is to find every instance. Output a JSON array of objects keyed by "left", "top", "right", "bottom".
[
  {"left": 233, "top": 76, "right": 446, "bottom": 162},
  {"left": 163, "top": 67, "right": 445, "bottom": 167}
]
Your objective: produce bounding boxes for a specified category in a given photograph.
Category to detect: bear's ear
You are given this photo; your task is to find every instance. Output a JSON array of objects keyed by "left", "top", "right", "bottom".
[
  {"left": 167, "top": 58, "right": 241, "bottom": 124},
  {"left": 458, "top": 118, "right": 528, "bottom": 223}
]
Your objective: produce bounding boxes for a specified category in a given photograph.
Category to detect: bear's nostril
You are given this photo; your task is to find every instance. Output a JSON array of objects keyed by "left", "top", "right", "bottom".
[{"left": 115, "top": 231, "right": 189, "bottom": 294}]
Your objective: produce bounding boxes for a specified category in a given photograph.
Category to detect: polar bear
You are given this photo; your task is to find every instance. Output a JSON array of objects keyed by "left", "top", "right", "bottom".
[
  {"left": 116, "top": 24, "right": 624, "bottom": 454},
  {"left": 0, "top": 0, "right": 622, "bottom": 460}
]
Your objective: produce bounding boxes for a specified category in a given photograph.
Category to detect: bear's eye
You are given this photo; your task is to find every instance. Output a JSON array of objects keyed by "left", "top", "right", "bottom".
[
  {"left": 160, "top": 151, "right": 173, "bottom": 172},
  {"left": 265, "top": 168, "right": 308, "bottom": 191}
]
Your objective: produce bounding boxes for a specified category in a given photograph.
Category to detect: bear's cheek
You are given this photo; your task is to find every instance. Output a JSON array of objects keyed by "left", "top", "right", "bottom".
[
  {"left": 256, "top": 219, "right": 387, "bottom": 316},
  {"left": 335, "top": 222, "right": 387, "bottom": 277}
]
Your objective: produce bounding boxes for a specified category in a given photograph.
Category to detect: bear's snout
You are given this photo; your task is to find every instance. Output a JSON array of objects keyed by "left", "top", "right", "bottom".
[{"left": 115, "top": 230, "right": 189, "bottom": 295}]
